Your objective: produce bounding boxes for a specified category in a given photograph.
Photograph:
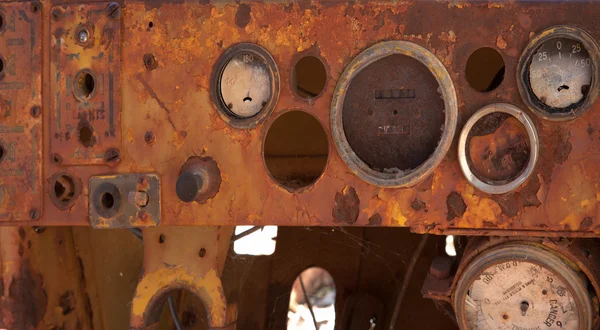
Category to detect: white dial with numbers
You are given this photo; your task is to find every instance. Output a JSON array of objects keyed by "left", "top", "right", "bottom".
[
  {"left": 529, "top": 37, "right": 592, "bottom": 110},
  {"left": 454, "top": 244, "right": 593, "bottom": 330}
]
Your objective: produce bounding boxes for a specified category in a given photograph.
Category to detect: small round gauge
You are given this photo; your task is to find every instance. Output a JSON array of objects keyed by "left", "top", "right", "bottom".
[
  {"left": 211, "top": 43, "right": 279, "bottom": 128},
  {"left": 518, "top": 26, "right": 600, "bottom": 121},
  {"left": 458, "top": 104, "right": 538, "bottom": 194},
  {"left": 454, "top": 244, "right": 593, "bottom": 330}
]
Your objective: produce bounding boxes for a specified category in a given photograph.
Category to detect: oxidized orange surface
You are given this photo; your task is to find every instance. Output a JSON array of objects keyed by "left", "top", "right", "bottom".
[{"left": 3, "top": 1, "right": 600, "bottom": 237}]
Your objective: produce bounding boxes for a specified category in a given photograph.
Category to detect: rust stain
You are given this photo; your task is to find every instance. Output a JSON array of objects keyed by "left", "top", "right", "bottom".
[{"left": 332, "top": 186, "right": 360, "bottom": 224}]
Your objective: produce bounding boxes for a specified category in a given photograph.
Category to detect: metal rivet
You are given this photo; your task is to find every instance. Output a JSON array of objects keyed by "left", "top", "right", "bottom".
[
  {"left": 30, "top": 106, "right": 41, "bottom": 118},
  {"left": 144, "top": 131, "right": 155, "bottom": 144},
  {"left": 77, "top": 29, "right": 89, "bottom": 44},
  {"left": 107, "top": 2, "right": 121, "bottom": 19}
]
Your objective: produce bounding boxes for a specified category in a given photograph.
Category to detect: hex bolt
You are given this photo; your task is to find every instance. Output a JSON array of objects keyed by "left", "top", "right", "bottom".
[
  {"left": 176, "top": 171, "right": 204, "bottom": 203},
  {"left": 104, "top": 148, "right": 121, "bottom": 165},
  {"left": 29, "top": 208, "right": 39, "bottom": 220},
  {"left": 77, "top": 29, "right": 89, "bottom": 44},
  {"left": 128, "top": 191, "right": 149, "bottom": 207},
  {"left": 144, "top": 131, "right": 155, "bottom": 144},
  {"left": 107, "top": 2, "right": 121, "bottom": 20},
  {"left": 30, "top": 106, "right": 41, "bottom": 118},
  {"left": 429, "top": 256, "right": 453, "bottom": 280},
  {"left": 143, "top": 54, "right": 158, "bottom": 70}
]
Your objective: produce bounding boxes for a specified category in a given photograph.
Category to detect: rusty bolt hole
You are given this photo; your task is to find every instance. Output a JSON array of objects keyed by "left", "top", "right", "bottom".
[
  {"left": 159, "top": 234, "right": 165, "bottom": 244},
  {"left": 292, "top": 55, "right": 327, "bottom": 99},
  {"left": 79, "top": 125, "right": 94, "bottom": 148},
  {"left": 0, "top": 13, "right": 4, "bottom": 30},
  {"left": 143, "top": 54, "right": 158, "bottom": 70},
  {"left": 31, "top": 3, "right": 39, "bottom": 13},
  {"left": 53, "top": 175, "right": 76, "bottom": 203},
  {"left": 74, "top": 70, "right": 97, "bottom": 101},
  {"left": 93, "top": 182, "right": 121, "bottom": 218},
  {"left": 466, "top": 47, "right": 505, "bottom": 93},
  {"left": 0, "top": 57, "right": 5, "bottom": 75},
  {"left": 52, "top": 153, "right": 62, "bottom": 164},
  {"left": 199, "top": 248, "right": 206, "bottom": 258},
  {"left": 147, "top": 21, "right": 154, "bottom": 31},
  {"left": 0, "top": 144, "right": 5, "bottom": 162}
]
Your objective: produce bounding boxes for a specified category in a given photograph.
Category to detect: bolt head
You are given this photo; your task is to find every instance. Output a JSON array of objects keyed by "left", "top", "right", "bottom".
[
  {"left": 77, "top": 30, "right": 89, "bottom": 44},
  {"left": 429, "top": 256, "right": 453, "bottom": 280}
]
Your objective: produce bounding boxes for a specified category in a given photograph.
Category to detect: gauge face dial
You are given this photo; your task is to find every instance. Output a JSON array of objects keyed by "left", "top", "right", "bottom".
[
  {"left": 528, "top": 37, "right": 592, "bottom": 111},
  {"left": 220, "top": 52, "right": 272, "bottom": 118},
  {"left": 464, "top": 261, "right": 579, "bottom": 330}
]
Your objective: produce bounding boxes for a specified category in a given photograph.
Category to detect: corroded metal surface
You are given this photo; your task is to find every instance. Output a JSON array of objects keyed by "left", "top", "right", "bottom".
[
  {"left": 0, "top": 1, "right": 599, "bottom": 237},
  {"left": 50, "top": 2, "right": 121, "bottom": 165},
  {"left": 130, "top": 226, "right": 235, "bottom": 329},
  {"left": 0, "top": 2, "right": 42, "bottom": 221}
]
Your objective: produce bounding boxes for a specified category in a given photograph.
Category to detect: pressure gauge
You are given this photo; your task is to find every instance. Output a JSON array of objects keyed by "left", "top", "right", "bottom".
[
  {"left": 454, "top": 244, "right": 594, "bottom": 330},
  {"left": 211, "top": 43, "right": 279, "bottom": 128},
  {"left": 518, "top": 26, "right": 600, "bottom": 121}
]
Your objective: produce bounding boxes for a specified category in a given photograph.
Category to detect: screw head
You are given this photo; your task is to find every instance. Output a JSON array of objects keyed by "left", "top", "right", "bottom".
[
  {"left": 143, "top": 54, "right": 158, "bottom": 70},
  {"left": 77, "top": 29, "right": 89, "bottom": 44},
  {"left": 51, "top": 9, "right": 62, "bottom": 20},
  {"left": 52, "top": 153, "right": 62, "bottom": 165},
  {"left": 104, "top": 148, "right": 121, "bottom": 165},
  {"left": 107, "top": 2, "right": 121, "bottom": 19},
  {"left": 137, "top": 211, "right": 148, "bottom": 221},
  {"left": 144, "top": 131, "right": 155, "bottom": 144},
  {"left": 29, "top": 208, "right": 39, "bottom": 220},
  {"left": 30, "top": 106, "right": 41, "bottom": 118}
]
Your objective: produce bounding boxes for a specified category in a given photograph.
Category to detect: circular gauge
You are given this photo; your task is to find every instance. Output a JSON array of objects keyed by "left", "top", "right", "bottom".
[
  {"left": 330, "top": 41, "right": 458, "bottom": 187},
  {"left": 211, "top": 43, "right": 279, "bottom": 128},
  {"left": 458, "top": 104, "right": 538, "bottom": 194},
  {"left": 454, "top": 244, "right": 593, "bottom": 330},
  {"left": 518, "top": 26, "right": 600, "bottom": 121}
]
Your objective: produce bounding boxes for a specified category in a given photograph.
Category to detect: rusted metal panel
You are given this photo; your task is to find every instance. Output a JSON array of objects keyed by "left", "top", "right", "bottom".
[
  {"left": 0, "top": 1, "right": 597, "bottom": 237},
  {"left": 50, "top": 2, "right": 121, "bottom": 165},
  {"left": 0, "top": 2, "right": 42, "bottom": 222}
]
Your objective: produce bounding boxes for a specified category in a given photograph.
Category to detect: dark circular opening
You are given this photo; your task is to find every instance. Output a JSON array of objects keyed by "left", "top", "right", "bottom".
[
  {"left": 53, "top": 175, "right": 75, "bottom": 203},
  {"left": 79, "top": 125, "right": 94, "bottom": 147},
  {"left": 159, "top": 234, "right": 165, "bottom": 244},
  {"left": 52, "top": 154, "right": 62, "bottom": 164},
  {"left": 145, "top": 289, "right": 209, "bottom": 330},
  {"left": 342, "top": 54, "right": 445, "bottom": 173},
  {"left": 292, "top": 55, "right": 327, "bottom": 99},
  {"left": 0, "top": 14, "right": 4, "bottom": 30},
  {"left": 101, "top": 192, "right": 115, "bottom": 209},
  {"left": 0, "top": 144, "right": 4, "bottom": 162},
  {"left": 264, "top": 111, "right": 328, "bottom": 190},
  {"left": 148, "top": 21, "right": 154, "bottom": 28},
  {"left": 0, "top": 57, "right": 5, "bottom": 74},
  {"left": 199, "top": 248, "right": 206, "bottom": 258},
  {"left": 466, "top": 47, "right": 505, "bottom": 92},
  {"left": 74, "top": 70, "right": 96, "bottom": 100},
  {"left": 465, "top": 112, "right": 531, "bottom": 185}
]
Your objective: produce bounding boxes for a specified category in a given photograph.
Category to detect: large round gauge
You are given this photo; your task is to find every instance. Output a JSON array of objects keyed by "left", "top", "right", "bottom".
[
  {"left": 454, "top": 244, "right": 594, "bottom": 330},
  {"left": 330, "top": 41, "right": 458, "bottom": 187},
  {"left": 210, "top": 43, "right": 279, "bottom": 128},
  {"left": 518, "top": 26, "right": 600, "bottom": 121}
]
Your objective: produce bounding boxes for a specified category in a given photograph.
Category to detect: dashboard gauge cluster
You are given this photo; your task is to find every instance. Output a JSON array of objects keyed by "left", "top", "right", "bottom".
[{"left": 518, "top": 26, "right": 600, "bottom": 121}]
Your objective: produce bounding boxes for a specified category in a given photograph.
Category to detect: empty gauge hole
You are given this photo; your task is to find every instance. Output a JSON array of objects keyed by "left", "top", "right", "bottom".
[
  {"left": 293, "top": 56, "right": 327, "bottom": 98},
  {"left": 53, "top": 175, "right": 76, "bottom": 203},
  {"left": 466, "top": 47, "right": 505, "bottom": 92},
  {"left": 264, "top": 111, "right": 328, "bottom": 190},
  {"left": 74, "top": 70, "right": 97, "bottom": 100},
  {"left": 79, "top": 125, "right": 94, "bottom": 147}
]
